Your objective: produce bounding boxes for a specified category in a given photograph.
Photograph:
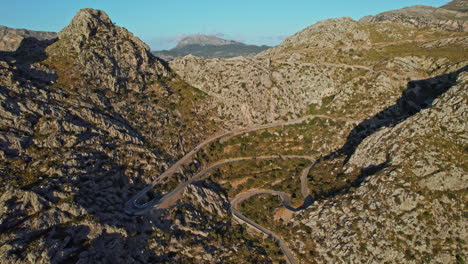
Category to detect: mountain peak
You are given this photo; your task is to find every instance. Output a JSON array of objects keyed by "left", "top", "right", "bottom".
[
  {"left": 59, "top": 8, "right": 113, "bottom": 40},
  {"left": 175, "top": 34, "right": 240, "bottom": 48},
  {"left": 46, "top": 8, "right": 169, "bottom": 93}
]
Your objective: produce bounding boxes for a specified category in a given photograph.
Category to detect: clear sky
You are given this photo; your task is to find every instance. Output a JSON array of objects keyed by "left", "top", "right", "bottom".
[{"left": 1, "top": 0, "right": 451, "bottom": 50}]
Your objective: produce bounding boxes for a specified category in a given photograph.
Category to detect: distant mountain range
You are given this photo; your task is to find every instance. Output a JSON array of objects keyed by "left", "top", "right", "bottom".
[{"left": 152, "top": 35, "right": 271, "bottom": 60}]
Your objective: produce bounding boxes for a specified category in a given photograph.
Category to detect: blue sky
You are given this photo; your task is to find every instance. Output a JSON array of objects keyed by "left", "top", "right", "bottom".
[{"left": 1, "top": 0, "right": 450, "bottom": 50}]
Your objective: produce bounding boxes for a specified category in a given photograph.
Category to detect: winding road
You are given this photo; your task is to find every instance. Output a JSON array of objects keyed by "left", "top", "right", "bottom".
[
  {"left": 125, "top": 114, "right": 359, "bottom": 263},
  {"left": 231, "top": 189, "right": 300, "bottom": 264}
]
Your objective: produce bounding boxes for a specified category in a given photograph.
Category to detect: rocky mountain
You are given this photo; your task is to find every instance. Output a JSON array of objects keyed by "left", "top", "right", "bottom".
[
  {"left": 0, "top": 25, "right": 57, "bottom": 51},
  {"left": 0, "top": 8, "right": 273, "bottom": 263},
  {"left": 171, "top": 17, "right": 467, "bottom": 126},
  {"left": 0, "top": 3, "right": 467, "bottom": 264},
  {"left": 152, "top": 34, "right": 270, "bottom": 60},
  {"left": 360, "top": 0, "right": 468, "bottom": 32},
  {"left": 169, "top": 11, "right": 467, "bottom": 263}
]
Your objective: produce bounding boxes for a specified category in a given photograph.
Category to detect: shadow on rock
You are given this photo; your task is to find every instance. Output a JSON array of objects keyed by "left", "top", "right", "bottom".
[
  {"left": 65, "top": 154, "right": 166, "bottom": 263},
  {"left": 339, "top": 65, "right": 467, "bottom": 163},
  {"left": 0, "top": 37, "right": 57, "bottom": 83},
  {"left": 307, "top": 66, "right": 466, "bottom": 205}
]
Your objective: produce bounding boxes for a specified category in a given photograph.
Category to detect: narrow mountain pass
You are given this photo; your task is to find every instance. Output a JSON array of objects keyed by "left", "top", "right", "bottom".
[
  {"left": 158, "top": 155, "right": 315, "bottom": 264},
  {"left": 125, "top": 114, "right": 359, "bottom": 214},
  {"left": 124, "top": 115, "right": 353, "bottom": 263}
]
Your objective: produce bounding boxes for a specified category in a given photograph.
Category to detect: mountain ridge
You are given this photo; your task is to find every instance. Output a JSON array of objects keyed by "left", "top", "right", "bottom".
[
  {"left": 360, "top": 0, "right": 468, "bottom": 31},
  {"left": 175, "top": 34, "right": 240, "bottom": 48},
  {"left": 152, "top": 34, "right": 270, "bottom": 60}
]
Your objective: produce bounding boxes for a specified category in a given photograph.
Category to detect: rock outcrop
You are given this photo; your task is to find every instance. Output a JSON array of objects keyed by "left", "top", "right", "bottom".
[{"left": 45, "top": 8, "right": 169, "bottom": 93}]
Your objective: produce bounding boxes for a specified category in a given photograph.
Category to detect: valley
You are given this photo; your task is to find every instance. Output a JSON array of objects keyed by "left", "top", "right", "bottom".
[{"left": 0, "top": 1, "right": 467, "bottom": 263}]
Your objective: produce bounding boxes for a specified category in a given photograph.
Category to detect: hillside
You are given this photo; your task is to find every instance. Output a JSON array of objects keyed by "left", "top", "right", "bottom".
[
  {"left": 152, "top": 34, "right": 270, "bottom": 60},
  {"left": 172, "top": 17, "right": 467, "bottom": 126},
  {"left": 176, "top": 35, "right": 239, "bottom": 47}
]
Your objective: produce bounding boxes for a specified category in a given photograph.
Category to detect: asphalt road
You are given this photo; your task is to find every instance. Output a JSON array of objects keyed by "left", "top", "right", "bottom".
[{"left": 124, "top": 114, "right": 360, "bottom": 263}]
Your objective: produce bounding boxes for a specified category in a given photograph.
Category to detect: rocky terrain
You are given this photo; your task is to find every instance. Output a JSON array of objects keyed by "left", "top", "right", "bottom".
[
  {"left": 0, "top": 2, "right": 467, "bottom": 264},
  {"left": 0, "top": 8, "right": 275, "bottom": 264},
  {"left": 168, "top": 1, "right": 467, "bottom": 262},
  {"left": 289, "top": 67, "right": 467, "bottom": 263},
  {"left": 153, "top": 34, "right": 270, "bottom": 60},
  {"left": 360, "top": 0, "right": 468, "bottom": 32},
  {"left": 0, "top": 25, "right": 56, "bottom": 51},
  {"left": 171, "top": 16, "right": 467, "bottom": 127}
]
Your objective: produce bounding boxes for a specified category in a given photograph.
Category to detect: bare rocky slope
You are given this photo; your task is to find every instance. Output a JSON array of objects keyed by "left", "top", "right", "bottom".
[
  {"left": 286, "top": 67, "right": 467, "bottom": 263},
  {"left": 0, "top": 8, "right": 276, "bottom": 264},
  {"left": 171, "top": 16, "right": 467, "bottom": 127},
  {"left": 442, "top": 0, "right": 468, "bottom": 12}
]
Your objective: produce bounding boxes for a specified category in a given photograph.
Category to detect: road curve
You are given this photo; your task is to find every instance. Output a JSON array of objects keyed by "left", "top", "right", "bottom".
[
  {"left": 124, "top": 114, "right": 359, "bottom": 263},
  {"left": 125, "top": 155, "right": 314, "bottom": 214},
  {"left": 125, "top": 114, "right": 357, "bottom": 215},
  {"left": 231, "top": 189, "right": 299, "bottom": 264},
  {"left": 229, "top": 157, "right": 314, "bottom": 264},
  {"left": 126, "top": 155, "right": 314, "bottom": 264}
]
